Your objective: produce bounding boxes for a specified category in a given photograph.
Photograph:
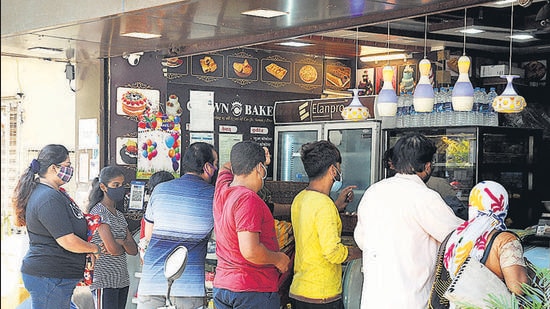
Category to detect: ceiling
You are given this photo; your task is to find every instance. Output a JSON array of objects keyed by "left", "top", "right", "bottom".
[{"left": 2, "top": 0, "right": 549, "bottom": 64}]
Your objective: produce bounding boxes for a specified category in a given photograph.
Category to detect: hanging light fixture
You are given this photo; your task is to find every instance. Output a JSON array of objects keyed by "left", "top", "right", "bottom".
[
  {"left": 341, "top": 26, "right": 371, "bottom": 121},
  {"left": 413, "top": 15, "right": 435, "bottom": 112},
  {"left": 375, "top": 22, "right": 398, "bottom": 117},
  {"left": 492, "top": 2, "right": 526, "bottom": 113},
  {"left": 451, "top": 8, "right": 475, "bottom": 112}
]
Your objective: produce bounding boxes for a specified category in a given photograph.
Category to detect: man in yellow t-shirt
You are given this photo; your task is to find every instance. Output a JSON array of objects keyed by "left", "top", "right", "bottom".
[{"left": 289, "top": 140, "right": 361, "bottom": 309}]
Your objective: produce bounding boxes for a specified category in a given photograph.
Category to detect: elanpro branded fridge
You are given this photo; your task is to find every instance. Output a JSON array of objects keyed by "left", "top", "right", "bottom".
[{"left": 274, "top": 120, "right": 381, "bottom": 213}]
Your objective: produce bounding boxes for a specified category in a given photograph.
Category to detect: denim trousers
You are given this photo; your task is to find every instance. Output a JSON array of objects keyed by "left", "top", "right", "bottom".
[
  {"left": 21, "top": 273, "right": 81, "bottom": 309},
  {"left": 213, "top": 288, "right": 280, "bottom": 309}
]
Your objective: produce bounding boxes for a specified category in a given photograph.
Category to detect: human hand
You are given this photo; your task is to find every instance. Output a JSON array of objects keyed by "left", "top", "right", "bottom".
[
  {"left": 335, "top": 185, "right": 357, "bottom": 211},
  {"left": 274, "top": 252, "right": 290, "bottom": 273},
  {"left": 263, "top": 147, "right": 271, "bottom": 166}
]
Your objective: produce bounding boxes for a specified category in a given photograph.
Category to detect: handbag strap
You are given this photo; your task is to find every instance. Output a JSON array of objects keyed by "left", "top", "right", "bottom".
[{"left": 480, "top": 230, "right": 503, "bottom": 264}]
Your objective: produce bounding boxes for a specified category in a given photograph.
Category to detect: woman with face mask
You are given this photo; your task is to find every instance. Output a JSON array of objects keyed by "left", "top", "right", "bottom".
[
  {"left": 87, "top": 166, "right": 138, "bottom": 309},
  {"left": 12, "top": 144, "right": 103, "bottom": 308}
]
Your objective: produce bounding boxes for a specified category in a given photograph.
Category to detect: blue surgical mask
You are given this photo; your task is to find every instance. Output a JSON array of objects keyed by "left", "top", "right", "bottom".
[
  {"left": 106, "top": 186, "right": 126, "bottom": 203},
  {"left": 330, "top": 166, "right": 343, "bottom": 192}
]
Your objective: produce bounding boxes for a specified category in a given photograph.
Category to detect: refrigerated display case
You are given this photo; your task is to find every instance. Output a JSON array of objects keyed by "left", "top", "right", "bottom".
[
  {"left": 274, "top": 120, "right": 381, "bottom": 213},
  {"left": 382, "top": 126, "right": 543, "bottom": 228}
]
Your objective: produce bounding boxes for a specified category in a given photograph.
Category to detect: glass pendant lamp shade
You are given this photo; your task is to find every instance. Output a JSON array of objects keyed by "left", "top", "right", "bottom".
[
  {"left": 493, "top": 2, "right": 526, "bottom": 113},
  {"left": 413, "top": 59, "right": 435, "bottom": 112},
  {"left": 341, "top": 88, "right": 371, "bottom": 121},
  {"left": 492, "top": 75, "right": 526, "bottom": 113},
  {"left": 451, "top": 55, "right": 474, "bottom": 111},
  {"left": 376, "top": 66, "right": 398, "bottom": 116}
]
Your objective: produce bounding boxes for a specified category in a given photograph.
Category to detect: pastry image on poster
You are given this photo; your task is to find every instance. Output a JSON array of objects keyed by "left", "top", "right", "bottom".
[
  {"left": 191, "top": 54, "right": 224, "bottom": 78},
  {"left": 116, "top": 137, "right": 138, "bottom": 165},
  {"left": 398, "top": 64, "right": 416, "bottom": 94},
  {"left": 325, "top": 64, "right": 351, "bottom": 90},
  {"left": 116, "top": 87, "right": 160, "bottom": 117}
]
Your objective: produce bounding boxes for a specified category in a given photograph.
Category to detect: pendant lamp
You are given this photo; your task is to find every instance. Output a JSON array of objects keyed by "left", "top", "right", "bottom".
[
  {"left": 451, "top": 9, "right": 474, "bottom": 111},
  {"left": 342, "top": 27, "right": 371, "bottom": 121},
  {"left": 492, "top": 2, "right": 526, "bottom": 113},
  {"left": 376, "top": 22, "right": 398, "bottom": 116},
  {"left": 413, "top": 16, "right": 435, "bottom": 112}
]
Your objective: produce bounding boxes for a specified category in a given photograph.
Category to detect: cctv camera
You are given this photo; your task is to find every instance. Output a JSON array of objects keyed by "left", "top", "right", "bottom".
[{"left": 123, "top": 52, "right": 144, "bottom": 66}]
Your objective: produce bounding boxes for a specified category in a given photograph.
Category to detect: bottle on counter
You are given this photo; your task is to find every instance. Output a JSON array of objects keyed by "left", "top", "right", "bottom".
[
  {"left": 479, "top": 88, "right": 488, "bottom": 125},
  {"left": 402, "top": 92, "right": 412, "bottom": 127},
  {"left": 486, "top": 87, "right": 499, "bottom": 126},
  {"left": 396, "top": 93, "right": 405, "bottom": 128}
]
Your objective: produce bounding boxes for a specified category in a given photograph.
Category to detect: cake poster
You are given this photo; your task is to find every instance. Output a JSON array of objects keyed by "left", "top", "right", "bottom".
[
  {"left": 116, "top": 87, "right": 160, "bottom": 117},
  {"left": 116, "top": 137, "right": 138, "bottom": 165},
  {"left": 136, "top": 110, "right": 182, "bottom": 179},
  {"left": 398, "top": 64, "right": 417, "bottom": 95}
]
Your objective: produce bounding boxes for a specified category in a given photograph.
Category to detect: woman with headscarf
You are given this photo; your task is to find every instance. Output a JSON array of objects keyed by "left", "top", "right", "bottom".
[{"left": 430, "top": 180, "right": 529, "bottom": 308}]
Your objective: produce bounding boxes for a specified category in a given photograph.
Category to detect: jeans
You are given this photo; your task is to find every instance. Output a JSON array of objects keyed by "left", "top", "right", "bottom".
[
  {"left": 213, "top": 288, "right": 279, "bottom": 309},
  {"left": 137, "top": 294, "right": 205, "bottom": 309},
  {"left": 21, "top": 273, "right": 81, "bottom": 309},
  {"left": 91, "top": 287, "right": 129, "bottom": 309}
]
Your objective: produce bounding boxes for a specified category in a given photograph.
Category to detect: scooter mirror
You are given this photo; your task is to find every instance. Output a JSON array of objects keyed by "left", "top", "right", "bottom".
[{"left": 164, "top": 246, "right": 188, "bottom": 281}]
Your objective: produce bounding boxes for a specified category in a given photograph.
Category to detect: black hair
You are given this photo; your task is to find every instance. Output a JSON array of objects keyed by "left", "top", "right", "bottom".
[
  {"left": 147, "top": 170, "right": 175, "bottom": 194},
  {"left": 87, "top": 166, "right": 125, "bottom": 212},
  {"left": 300, "top": 140, "right": 342, "bottom": 180},
  {"left": 12, "top": 144, "right": 69, "bottom": 226},
  {"left": 230, "top": 140, "right": 265, "bottom": 175},
  {"left": 392, "top": 133, "right": 436, "bottom": 174},
  {"left": 181, "top": 142, "right": 216, "bottom": 174},
  {"left": 382, "top": 147, "right": 394, "bottom": 170}
]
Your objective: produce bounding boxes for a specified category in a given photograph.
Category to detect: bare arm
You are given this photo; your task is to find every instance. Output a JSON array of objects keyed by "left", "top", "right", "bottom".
[
  {"left": 56, "top": 233, "right": 101, "bottom": 256},
  {"left": 502, "top": 264, "right": 529, "bottom": 295},
  {"left": 117, "top": 228, "right": 138, "bottom": 256},
  {"left": 97, "top": 223, "right": 126, "bottom": 256},
  {"left": 334, "top": 185, "right": 357, "bottom": 211},
  {"left": 238, "top": 231, "right": 290, "bottom": 273}
]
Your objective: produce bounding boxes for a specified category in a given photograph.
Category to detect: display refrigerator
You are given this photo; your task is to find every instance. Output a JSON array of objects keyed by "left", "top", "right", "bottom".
[
  {"left": 382, "top": 126, "right": 543, "bottom": 229},
  {"left": 273, "top": 96, "right": 381, "bottom": 213}
]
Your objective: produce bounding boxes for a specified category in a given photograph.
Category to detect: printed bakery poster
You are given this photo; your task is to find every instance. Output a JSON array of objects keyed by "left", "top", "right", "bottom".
[
  {"left": 356, "top": 68, "right": 375, "bottom": 95},
  {"left": 136, "top": 110, "right": 181, "bottom": 179},
  {"left": 325, "top": 64, "right": 351, "bottom": 91},
  {"left": 116, "top": 87, "right": 160, "bottom": 117},
  {"left": 398, "top": 64, "right": 416, "bottom": 95},
  {"left": 188, "top": 90, "right": 215, "bottom": 132},
  {"left": 375, "top": 66, "right": 397, "bottom": 95},
  {"left": 116, "top": 137, "right": 138, "bottom": 165},
  {"left": 522, "top": 60, "right": 547, "bottom": 83}
]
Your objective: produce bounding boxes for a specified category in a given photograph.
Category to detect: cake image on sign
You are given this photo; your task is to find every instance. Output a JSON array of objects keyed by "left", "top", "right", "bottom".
[
  {"left": 120, "top": 139, "right": 138, "bottom": 165},
  {"left": 233, "top": 59, "right": 253, "bottom": 78},
  {"left": 265, "top": 63, "right": 287, "bottom": 80},
  {"left": 163, "top": 57, "right": 184, "bottom": 68},
  {"left": 121, "top": 90, "right": 148, "bottom": 116},
  {"left": 299, "top": 65, "right": 318, "bottom": 83},
  {"left": 199, "top": 56, "right": 217, "bottom": 73},
  {"left": 326, "top": 66, "right": 350, "bottom": 88}
]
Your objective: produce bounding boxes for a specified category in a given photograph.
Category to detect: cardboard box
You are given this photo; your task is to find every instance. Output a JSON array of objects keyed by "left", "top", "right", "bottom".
[{"left": 480, "top": 65, "right": 524, "bottom": 78}]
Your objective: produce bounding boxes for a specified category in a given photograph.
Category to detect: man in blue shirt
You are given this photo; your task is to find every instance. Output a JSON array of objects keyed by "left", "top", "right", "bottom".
[{"left": 137, "top": 142, "right": 218, "bottom": 309}]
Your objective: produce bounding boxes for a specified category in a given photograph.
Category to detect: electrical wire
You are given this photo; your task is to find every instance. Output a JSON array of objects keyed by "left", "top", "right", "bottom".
[{"left": 424, "top": 15, "right": 428, "bottom": 59}]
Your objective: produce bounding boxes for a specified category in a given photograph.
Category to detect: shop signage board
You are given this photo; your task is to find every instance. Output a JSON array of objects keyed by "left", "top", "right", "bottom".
[{"left": 273, "top": 96, "right": 376, "bottom": 124}]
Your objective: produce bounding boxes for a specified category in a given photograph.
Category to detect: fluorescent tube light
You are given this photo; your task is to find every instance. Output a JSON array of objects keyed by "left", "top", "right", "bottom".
[
  {"left": 360, "top": 53, "right": 412, "bottom": 63},
  {"left": 278, "top": 42, "right": 313, "bottom": 47},
  {"left": 241, "top": 9, "right": 288, "bottom": 18},
  {"left": 121, "top": 32, "right": 162, "bottom": 39},
  {"left": 459, "top": 28, "right": 485, "bottom": 34},
  {"left": 509, "top": 34, "right": 534, "bottom": 40}
]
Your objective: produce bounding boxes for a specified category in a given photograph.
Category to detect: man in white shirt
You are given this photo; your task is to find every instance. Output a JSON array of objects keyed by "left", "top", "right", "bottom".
[{"left": 354, "top": 133, "right": 463, "bottom": 308}]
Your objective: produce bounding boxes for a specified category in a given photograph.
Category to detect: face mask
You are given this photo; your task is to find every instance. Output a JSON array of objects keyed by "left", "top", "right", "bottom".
[
  {"left": 106, "top": 186, "right": 126, "bottom": 203},
  {"left": 57, "top": 165, "right": 74, "bottom": 183},
  {"left": 330, "top": 166, "right": 343, "bottom": 192},
  {"left": 205, "top": 162, "right": 218, "bottom": 184}
]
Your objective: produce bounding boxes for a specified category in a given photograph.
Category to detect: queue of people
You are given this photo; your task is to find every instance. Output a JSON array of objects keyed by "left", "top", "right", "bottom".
[{"left": 12, "top": 134, "right": 532, "bottom": 309}]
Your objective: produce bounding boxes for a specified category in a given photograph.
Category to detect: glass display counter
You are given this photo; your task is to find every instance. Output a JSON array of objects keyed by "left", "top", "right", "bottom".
[{"left": 383, "top": 126, "right": 543, "bottom": 229}]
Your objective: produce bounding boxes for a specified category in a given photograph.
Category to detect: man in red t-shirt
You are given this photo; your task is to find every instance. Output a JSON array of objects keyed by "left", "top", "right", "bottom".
[{"left": 212, "top": 141, "right": 290, "bottom": 309}]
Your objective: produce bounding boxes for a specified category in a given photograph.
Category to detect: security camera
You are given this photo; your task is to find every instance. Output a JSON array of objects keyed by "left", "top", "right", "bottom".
[{"left": 123, "top": 52, "right": 144, "bottom": 66}]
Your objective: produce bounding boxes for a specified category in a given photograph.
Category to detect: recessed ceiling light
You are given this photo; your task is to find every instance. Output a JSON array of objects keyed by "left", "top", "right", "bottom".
[
  {"left": 121, "top": 32, "right": 162, "bottom": 39},
  {"left": 27, "top": 47, "right": 64, "bottom": 55},
  {"left": 241, "top": 9, "right": 288, "bottom": 18},
  {"left": 278, "top": 42, "right": 313, "bottom": 47},
  {"left": 458, "top": 28, "right": 485, "bottom": 34},
  {"left": 509, "top": 34, "right": 534, "bottom": 40}
]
